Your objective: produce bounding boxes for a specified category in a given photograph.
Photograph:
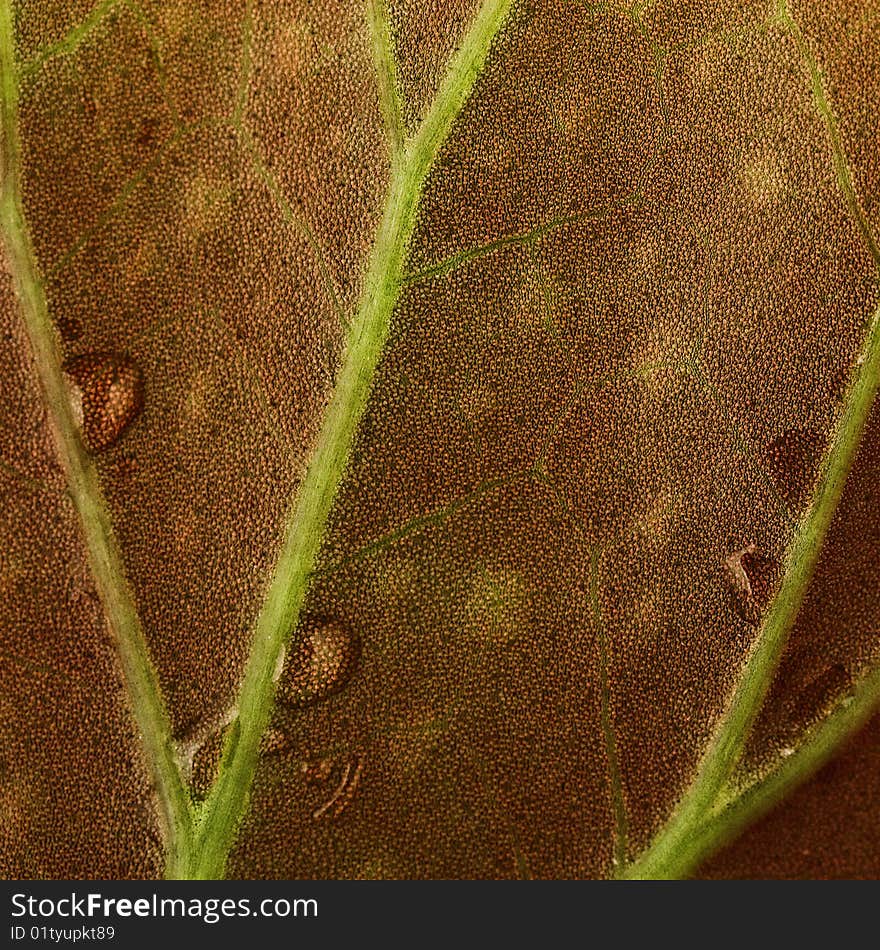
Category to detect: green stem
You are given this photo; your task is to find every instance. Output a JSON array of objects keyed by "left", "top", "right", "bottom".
[
  {"left": 0, "top": 0, "right": 193, "bottom": 876},
  {"left": 190, "top": 0, "right": 513, "bottom": 879},
  {"left": 624, "top": 302, "right": 880, "bottom": 879},
  {"left": 624, "top": 2, "right": 880, "bottom": 879},
  {"left": 684, "top": 664, "right": 880, "bottom": 876}
]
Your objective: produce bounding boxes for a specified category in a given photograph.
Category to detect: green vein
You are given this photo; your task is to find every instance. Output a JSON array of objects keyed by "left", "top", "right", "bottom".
[
  {"left": 0, "top": 647, "right": 73, "bottom": 683},
  {"left": 405, "top": 191, "right": 641, "bottom": 284},
  {"left": 20, "top": 0, "right": 119, "bottom": 79},
  {"left": 629, "top": 0, "right": 656, "bottom": 21},
  {"left": 0, "top": 0, "right": 193, "bottom": 874},
  {"left": 366, "top": 0, "right": 405, "bottom": 155},
  {"left": 121, "top": 0, "right": 181, "bottom": 130},
  {"left": 535, "top": 357, "right": 681, "bottom": 472},
  {"left": 231, "top": 0, "right": 253, "bottom": 126},
  {"left": 200, "top": 305, "right": 301, "bottom": 466},
  {"left": 589, "top": 546, "right": 628, "bottom": 871},
  {"left": 0, "top": 453, "right": 60, "bottom": 495},
  {"left": 318, "top": 469, "right": 528, "bottom": 577},
  {"left": 234, "top": 123, "right": 348, "bottom": 330},
  {"left": 777, "top": 0, "right": 880, "bottom": 270},
  {"left": 622, "top": 7, "right": 880, "bottom": 872},
  {"left": 535, "top": 376, "right": 586, "bottom": 467},
  {"left": 513, "top": 835, "right": 532, "bottom": 880},
  {"left": 632, "top": 25, "right": 669, "bottom": 193},
  {"left": 685, "top": 663, "right": 880, "bottom": 875},
  {"left": 527, "top": 243, "right": 579, "bottom": 376},
  {"left": 188, "top": 0, "right": 513, "bottom": 879},
  {"left": 49, "top": 121, "right": 200, "bottom": 277}
]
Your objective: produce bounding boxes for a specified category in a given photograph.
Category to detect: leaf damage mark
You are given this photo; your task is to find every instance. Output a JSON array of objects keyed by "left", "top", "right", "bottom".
[
  {"left": 724, "top": 543, "right": 782, "bottom": 628},
  {"left": 310, "top": 752, "right": 365, "bottom": 821},
  {"left": 62, "top": 351, "right": 144, "bottom": 453}
]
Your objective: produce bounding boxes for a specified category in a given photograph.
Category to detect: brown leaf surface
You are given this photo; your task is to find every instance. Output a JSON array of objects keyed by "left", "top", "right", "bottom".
[{"left": 1, "top": 0, "right": 879, "bottom": 878}]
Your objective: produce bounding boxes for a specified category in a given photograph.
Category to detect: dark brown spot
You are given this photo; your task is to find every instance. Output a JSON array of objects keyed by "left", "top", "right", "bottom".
[
  {"left": 135, "top": 115, "right": 161, "bottom": 150},
  {"left": 763, "top": 427, "right": 824, "bottom": 508},
  {"left": 56, "top": 313, "right": 83, "bottom": 343},
  {"left": 791, "top": 663, "right": 851, "bottom": 726}
]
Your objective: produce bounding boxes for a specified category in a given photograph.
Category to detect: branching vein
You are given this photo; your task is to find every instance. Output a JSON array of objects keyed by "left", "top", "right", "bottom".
[
  {"left": 366, "top": 0, "right": 406, "bottom": 155},
  {"left": 590, "top": 546, "right": 629, "bottom": 872},
  {"left": 0, "top": 0, "right": 193, "bottom": 875},
  {"left": 20, "top": 0, "right": 119, "bottom": 78},
  {"left": 685, "top": 663, "right": 880, "bottom": 874},
  {"left": 189, "top": 0, "right": 513, "bottom": 879},
  {"left": 623, "top": 3, "right": 880, "bottom": 877}
]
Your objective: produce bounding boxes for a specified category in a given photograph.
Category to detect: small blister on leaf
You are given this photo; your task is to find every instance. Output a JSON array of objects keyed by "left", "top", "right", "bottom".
[
  {"left": 724, "top": 543, "right": 782, "bottom": 628},
  {"left": 276, "top": 617, "right": 361, "bottom": 708},
  {"left": 63, "top": 352, "right": 144, "bottom": 453}
]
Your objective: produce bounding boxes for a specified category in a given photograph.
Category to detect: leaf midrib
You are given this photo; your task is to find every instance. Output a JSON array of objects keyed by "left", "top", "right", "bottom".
[
  {"left": 187, "top": 0, "right": 516, "bottom": 879},
  {"left": 6, "top": 0, "right": 880, "bottom": 881}
]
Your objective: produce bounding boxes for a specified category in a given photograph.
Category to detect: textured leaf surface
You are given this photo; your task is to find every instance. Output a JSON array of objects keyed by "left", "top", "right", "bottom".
[{"left": 1, "top": 0, "right": 879, "bottom": 879}]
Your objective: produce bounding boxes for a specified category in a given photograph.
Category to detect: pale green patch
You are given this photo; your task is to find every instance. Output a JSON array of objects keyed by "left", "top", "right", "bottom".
[
  {"left": 463, "top": 565, "right": 530, "bottom": 645},
  {"left": 182, "top": 173, "right": 233, "bottom": 236}
]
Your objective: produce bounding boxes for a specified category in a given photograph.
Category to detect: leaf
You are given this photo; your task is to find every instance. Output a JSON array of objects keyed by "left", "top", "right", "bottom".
[{"left": 1, "top": 0, "right": 879, "bottom": 880}]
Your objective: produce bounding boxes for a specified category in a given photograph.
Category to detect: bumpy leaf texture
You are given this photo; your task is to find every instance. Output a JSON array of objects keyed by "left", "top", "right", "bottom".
[{"left": 1, "top": 0, "right": 879, "bottom": 878}]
